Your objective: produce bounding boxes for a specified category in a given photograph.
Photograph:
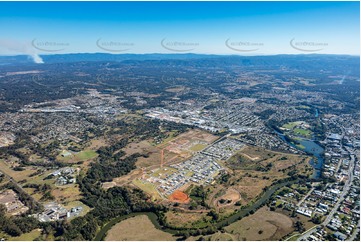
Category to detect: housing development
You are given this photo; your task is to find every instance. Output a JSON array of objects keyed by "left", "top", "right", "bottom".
[
  {"left": 0, "top": 1, "right": 360, "bottom": 241},
  {"left": 139, "top": 138, "right": 244, "bottom": 197},
  {"left": 0, "top": 53, "right": 358, "bottom": 241}
]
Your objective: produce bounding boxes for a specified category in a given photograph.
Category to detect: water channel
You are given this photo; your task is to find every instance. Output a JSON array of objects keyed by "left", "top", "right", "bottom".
[{"left": 275, "top": 129, "right": 324, "bottom": 179}]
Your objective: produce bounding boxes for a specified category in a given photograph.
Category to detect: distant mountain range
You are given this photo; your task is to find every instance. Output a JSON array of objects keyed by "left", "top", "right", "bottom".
[
  {"left": 0, "top": 53, "right": 217, "bottom": 65},
  {"left": 0, "top": 53, "right": 359, "bottom": 67}
]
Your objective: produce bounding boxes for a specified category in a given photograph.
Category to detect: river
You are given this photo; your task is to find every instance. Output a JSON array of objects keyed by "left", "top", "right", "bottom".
[{"left": 275, "top": 130, "right": 324, "bottom": 179}]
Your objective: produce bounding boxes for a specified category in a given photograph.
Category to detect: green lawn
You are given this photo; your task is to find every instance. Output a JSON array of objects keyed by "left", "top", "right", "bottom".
[
  {"left": 282, "top": 121, "right": 313, "bottom": 138},
  {"left": 57, "top": 149, "right": 98, "bottom": 162},
  {"left": 189, "top": 143, "right": 207, "bottom": 152},
  {"left": 75, "top": 150, "right": 98, "bottom": 160},
  {"left": 293, "top": 128, "right": 312, "bottom": 137},
  {"left": 282, "top": 122, "right": 301, "bottom": 130}
]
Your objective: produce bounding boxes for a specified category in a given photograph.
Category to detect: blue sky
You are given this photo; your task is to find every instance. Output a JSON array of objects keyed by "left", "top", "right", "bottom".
[{"left": 0, "top": 1, "right": 359, "bottom": 55}]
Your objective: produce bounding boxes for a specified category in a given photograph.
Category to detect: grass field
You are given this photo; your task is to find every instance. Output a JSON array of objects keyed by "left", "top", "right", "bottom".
[
  {"left": 57, "top": 149, "right": 98, "bottom": 163},
  {"left": 189, "top": 143, "right": 207, "bottom": 152},
  {"left": 281, "top": 121, "right": 313, "bottom": 138},
  {"left": 294, "top": 128, "right": 312, "bottom": 137},
  {"left": 8, "top": 229, "right": 42, "bottom": 241},
  {"left": 165, "top": 211, "right": 211, "bottom": 228},
  {"left": 282, "top": 121, "right": 303, "bottom": 130},
  {"left": 152, "top": 167, "right": 177, "bottom": 179},
  {"left": 133, "top": 179, "right": 162, "bottom": 200},
  {"left": 225, "top": 206, "right": 294, "bottom": 241},
  {"left": 105, "top": 215, "right": 175, "bottom": 241},
  {"left": 0, "top": 159, "right": 36, "bottom": 182},
  {"left": 75, "top": 150, "right": 98, "bottom": 160},
  {"left": 51, "top": 184, "right": 82, "bottom": 203}
]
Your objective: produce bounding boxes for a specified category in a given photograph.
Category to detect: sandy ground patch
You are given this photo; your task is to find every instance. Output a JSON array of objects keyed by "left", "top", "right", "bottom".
[{"left": 217, "top": 188, "right": 241, "bottom": 207}]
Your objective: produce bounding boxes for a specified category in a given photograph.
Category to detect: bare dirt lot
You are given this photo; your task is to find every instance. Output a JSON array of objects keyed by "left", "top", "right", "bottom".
[
  {"left": 169, "top": 190, "right": 190, "bottom": 203},
  {"left": 124, "top": 140, "right": 179, "bottom": 169},
  {"left": 105, "top": 215, "right": 176, "bottom": 241},
  {"left": 216, "top": 188, "right": 241, "bottom": 207},
  {"left": 157, "top": 129, "right": 218, "bottom": 156}
]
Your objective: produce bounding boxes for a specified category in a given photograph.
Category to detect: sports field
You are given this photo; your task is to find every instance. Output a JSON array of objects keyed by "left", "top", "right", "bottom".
[{"left": 57, "top": 149, "right": 98, "bottom": 163}]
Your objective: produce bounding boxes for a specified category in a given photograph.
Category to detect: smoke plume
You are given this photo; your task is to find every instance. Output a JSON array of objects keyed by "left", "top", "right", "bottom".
[{"left": 0, "top": 39, "right": 44, "bottom": 64}]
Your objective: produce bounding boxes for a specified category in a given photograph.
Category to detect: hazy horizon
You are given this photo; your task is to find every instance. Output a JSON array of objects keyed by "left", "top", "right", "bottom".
[{"left": 0, "top": 1, "right": 359, "bottom": 63}]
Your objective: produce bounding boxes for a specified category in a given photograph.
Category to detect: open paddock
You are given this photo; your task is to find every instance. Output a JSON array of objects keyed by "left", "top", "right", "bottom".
[
  {"left": 132, "top": 179, "right": 162, "bottom": 201},
  {"left": 166, "top": 211, "right": 211, "bottom": 229},
  {"left": 0, "top": 159, "right": 45, "bottom": 182},
  {"left": 124, "top": 140, "right": 180, "bottom": 169},
  {"left": 157, "top": 129, "right": 218, "bottom": 154},
  {"left": 105, "top": 215, "right": 176, "bottom": 241},
  {"left": 51, "top": 184, "right": 82, "bottom": 203},
  {"left": 225, "top": 206, "right": 294, "bottom": 241}
]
